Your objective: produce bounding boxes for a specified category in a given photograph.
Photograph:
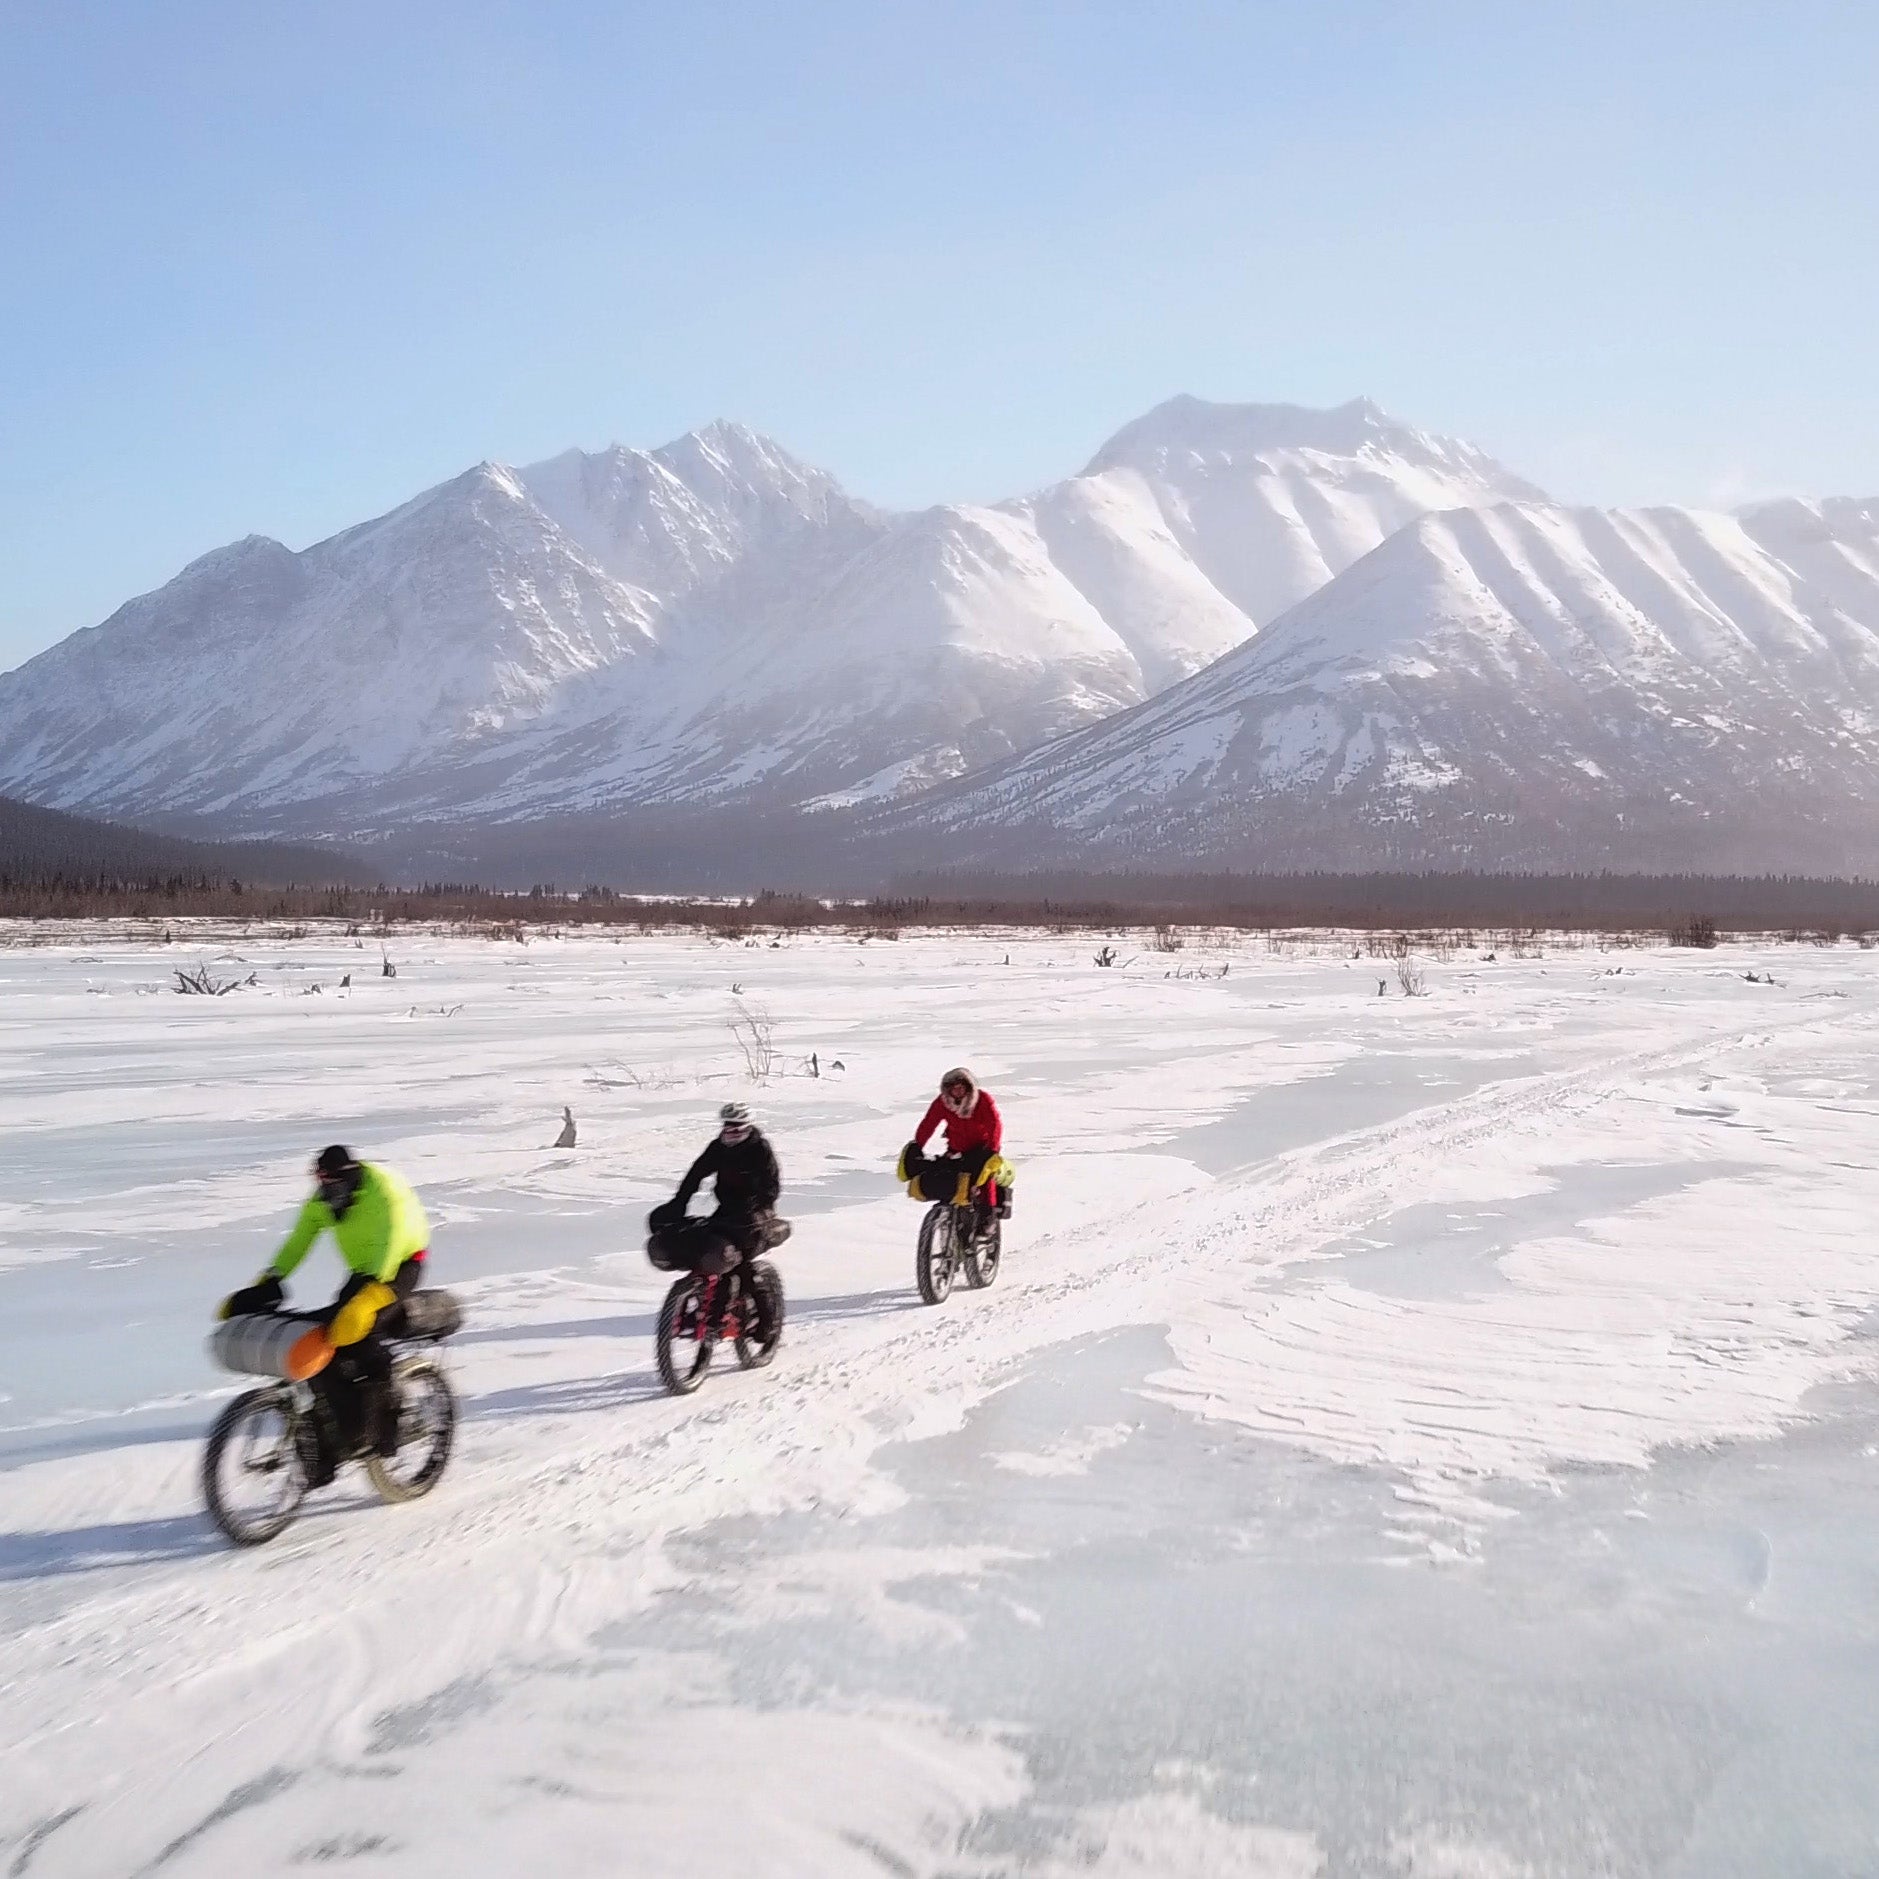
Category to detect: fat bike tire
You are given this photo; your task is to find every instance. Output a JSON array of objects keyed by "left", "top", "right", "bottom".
[
  {"left": 734, "top": 1262, "right": 784, "bottom": 1370},
  {"left": 657, "top": 1276, "right": 717, "bottom": 1395},
  {"left": 366, "top": 1356, "right": 456, "bottom": 1504},
  {"left": 963, "top": 1213, "right": 1002, "bottom": 1289},
  {"left": 916, "top": 1202, "right": 957, "bottom": 1306},
  {"left": 203, "top": 1386, "right": 307, "bottom": 1547}
]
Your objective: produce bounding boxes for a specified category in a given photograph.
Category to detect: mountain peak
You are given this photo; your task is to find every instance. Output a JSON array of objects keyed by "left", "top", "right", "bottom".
[
  {"left": 521, "top": 424, "right": 825, "bottom": 504},
  {"left": 1079, "top": 396, "right": 1551, "bottom": 506},
  {"left": 691, "top": 416, "right": 763, "bottom": 448},
  {"left": 1083, "top": 394, "right": 1413, "bottom": 476},
  {"left": 175, "top": 532, "right": 295, "bottom": 580},
  {"left": 1739, "top": 493, "right": 1879, "bottom": 547},
  {"left": 653, "top": 418, "right": 818, "bottom": 487},
  {"left": 465, "top": 459, "right": 529, "bottom": 500}
]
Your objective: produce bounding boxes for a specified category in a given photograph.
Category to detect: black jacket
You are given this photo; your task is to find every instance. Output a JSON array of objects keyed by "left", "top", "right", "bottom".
[{"left": 674, "top": 1129, "right": 780, "bottom": 1221}]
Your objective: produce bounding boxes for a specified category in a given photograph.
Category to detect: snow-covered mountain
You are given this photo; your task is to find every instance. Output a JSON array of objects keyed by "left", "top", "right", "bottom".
[
  {"left": 0, "top": 400, "right": 1538, "bottom": 828},
  {"left": 880, "top": 498, "right": 1879, "bottom": 873},
  {"left": 0, "top": 463, "right": 659, "bottom": 818}
]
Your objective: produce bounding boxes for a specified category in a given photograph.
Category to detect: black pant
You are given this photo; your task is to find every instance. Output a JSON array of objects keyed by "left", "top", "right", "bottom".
[
  {"left": 684, "top": 1212, "right": 771, "bottom": 1327},
  {"left": 908, "top": 1146, "right": 991, "bottom": 1206},
  {"left": 665, "top": 1209, "right": 763, "bottom": 1272},
  {"left": 320, "top": 1258, "right": 425, "bottom": 1452}
]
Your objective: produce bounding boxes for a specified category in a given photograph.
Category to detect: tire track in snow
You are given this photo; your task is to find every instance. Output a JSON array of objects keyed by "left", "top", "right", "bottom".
[{"left": 2, "top": 1008, "right": 1865, "bottom": 1853}]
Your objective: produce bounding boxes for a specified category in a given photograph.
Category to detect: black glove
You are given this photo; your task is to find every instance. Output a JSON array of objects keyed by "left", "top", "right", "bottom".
[
  {"left": 219, "top": 1274, "right": 285, "bottom": 1321},
  {"left": 648, "top": 1199, "right": 683, "bottom": 1231}
]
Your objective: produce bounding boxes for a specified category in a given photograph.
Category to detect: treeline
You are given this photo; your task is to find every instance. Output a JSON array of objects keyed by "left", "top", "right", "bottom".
[
  {"left": 0, "top": 794, "right": 367, "bottom": 894},
  {"left": 4, "top": 872, "right": 1876, "bottom": 939},
  {"left": 886, "top": 869, "right": 1879, "bottom": 933}
]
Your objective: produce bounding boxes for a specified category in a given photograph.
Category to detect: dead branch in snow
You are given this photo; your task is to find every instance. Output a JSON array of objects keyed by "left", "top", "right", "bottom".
[
  {"left": 728, "top": 999, "right": 776, "bottom": 1081},
  {"left": 173, "top": 963, "right": 252, "bottom": 995}
]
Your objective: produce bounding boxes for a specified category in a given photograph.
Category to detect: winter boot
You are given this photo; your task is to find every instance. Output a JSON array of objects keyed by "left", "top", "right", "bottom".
[{"left": 366, "top": 1379, "right": 401, "bottom": 1458}]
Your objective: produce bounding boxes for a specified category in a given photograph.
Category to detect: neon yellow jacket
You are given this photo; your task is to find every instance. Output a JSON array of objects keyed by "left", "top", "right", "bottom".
[{"left": 269, "top": 1163, "right": 430, "bottom": 1285}]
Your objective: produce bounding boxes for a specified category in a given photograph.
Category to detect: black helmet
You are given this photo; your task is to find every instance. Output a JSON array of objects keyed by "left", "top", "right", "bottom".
[{"left": 314, "top": 1144, "right": 358, "bottom": 1180}]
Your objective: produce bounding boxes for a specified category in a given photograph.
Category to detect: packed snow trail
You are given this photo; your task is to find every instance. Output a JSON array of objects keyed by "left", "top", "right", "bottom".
[{"left": 3, "top": 929, "right": 1878, "bottom": 1875}]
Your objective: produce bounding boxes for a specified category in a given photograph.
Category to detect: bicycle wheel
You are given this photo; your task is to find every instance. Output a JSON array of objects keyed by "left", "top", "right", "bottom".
[
  {"left": 734, "top": 1263, "right": 784, "bottom": 1369},
  {"left": 963, "top": 1212, "right": 1002, "bottom": 1288},
  {"left": 366, "top": 1356, "right": 456, "bottom": 1503},
  {"left": 203, "top": 1387, "right": 307, "bottom": 1547},
  {"left": 916, "top": 1203, "right": 956, "bottom": 1306},
  {"left": 657, "top": 1275, "right": 716, "bottom": 1394}
]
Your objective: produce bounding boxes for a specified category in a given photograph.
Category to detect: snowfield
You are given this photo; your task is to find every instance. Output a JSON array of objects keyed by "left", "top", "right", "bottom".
[{"left": 3, "top": 925, "right": 1878, "bottom": 1876}]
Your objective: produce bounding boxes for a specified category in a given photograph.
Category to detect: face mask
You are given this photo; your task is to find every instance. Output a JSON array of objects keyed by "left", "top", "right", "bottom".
[
  {"left": 317, "top": 1172, "right": 358, "bottom": 1217},
  {"left": 721, "top": 1125, "right": 751, "bottom": 1145}
]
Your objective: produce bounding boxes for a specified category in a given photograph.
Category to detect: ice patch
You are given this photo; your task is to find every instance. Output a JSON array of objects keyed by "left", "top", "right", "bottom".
[{"left": 991, "top": 1421, "right": 1134, "bottom": 1476}]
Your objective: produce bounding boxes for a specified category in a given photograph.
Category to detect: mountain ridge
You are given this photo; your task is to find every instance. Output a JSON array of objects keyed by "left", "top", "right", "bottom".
[
  {"left": 0, "top": 396, "right": 1538, "bottom": 830},
  {"left": 872, "top": 492, "right": 1879, "bottom": 873}
]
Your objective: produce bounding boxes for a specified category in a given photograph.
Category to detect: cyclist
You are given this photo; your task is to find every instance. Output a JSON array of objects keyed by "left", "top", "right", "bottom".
[
  {"left": 903, "top": 1067, "right": 1004, "bottom": 1233},
  {"left": 649, "top": 1103, "right": 781, "bottom": 1329},
  {"left": 219, "top": 1145, "right": 430, "bottom": 1463}
]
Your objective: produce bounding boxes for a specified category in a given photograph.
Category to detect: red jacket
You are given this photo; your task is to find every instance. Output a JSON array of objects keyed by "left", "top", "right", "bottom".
[{"left": 916, "top": 1088, "right": 1002, "bottom": 1156}]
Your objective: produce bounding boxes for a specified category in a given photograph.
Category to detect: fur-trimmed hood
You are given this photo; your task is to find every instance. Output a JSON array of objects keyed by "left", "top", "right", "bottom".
[{"left": 939, "top": 1067, "right": 980, "bottom": 1117}]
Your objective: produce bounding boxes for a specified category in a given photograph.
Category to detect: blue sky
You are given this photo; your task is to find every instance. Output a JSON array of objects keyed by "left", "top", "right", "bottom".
[{"left": 3, "top": 0, "right": 1875, "bottom": 669}]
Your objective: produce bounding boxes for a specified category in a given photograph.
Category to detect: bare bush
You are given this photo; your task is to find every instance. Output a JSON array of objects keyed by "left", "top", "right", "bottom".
[
  {"left": 1093, "top": 944, "right": 1118, "bottom": 968},
  {"left": 173, "top": 963, "right": 251, "bottom": 995},
  {"left": 1667, "top": 914, "right": 1719, "bottom": 949},
  {"left": 728, "top": 999, "right": 777, "bottom": 1081},
  {"left": 1396, "top": 952, "right": 1427, "bottom": 997},
  {"left": 1151, "top": 924, "right": 1184, "bottom": 952}
]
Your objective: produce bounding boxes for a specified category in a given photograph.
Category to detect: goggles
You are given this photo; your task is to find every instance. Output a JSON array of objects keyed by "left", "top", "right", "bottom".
[{"left": 314, "top": 1163, "right": 359, "bottom": 1210}]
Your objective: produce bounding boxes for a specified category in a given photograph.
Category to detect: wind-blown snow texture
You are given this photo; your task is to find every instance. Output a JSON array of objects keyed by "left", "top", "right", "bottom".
[
  {"left": 0, "top": 401, "right": 1538, "bottom": 828},
  {"left": 889, "top": 497, "right": 1879, "bottom": 872},
  {"left": 5, "top": 925, "right": 1879, "bottom": 1873}
]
